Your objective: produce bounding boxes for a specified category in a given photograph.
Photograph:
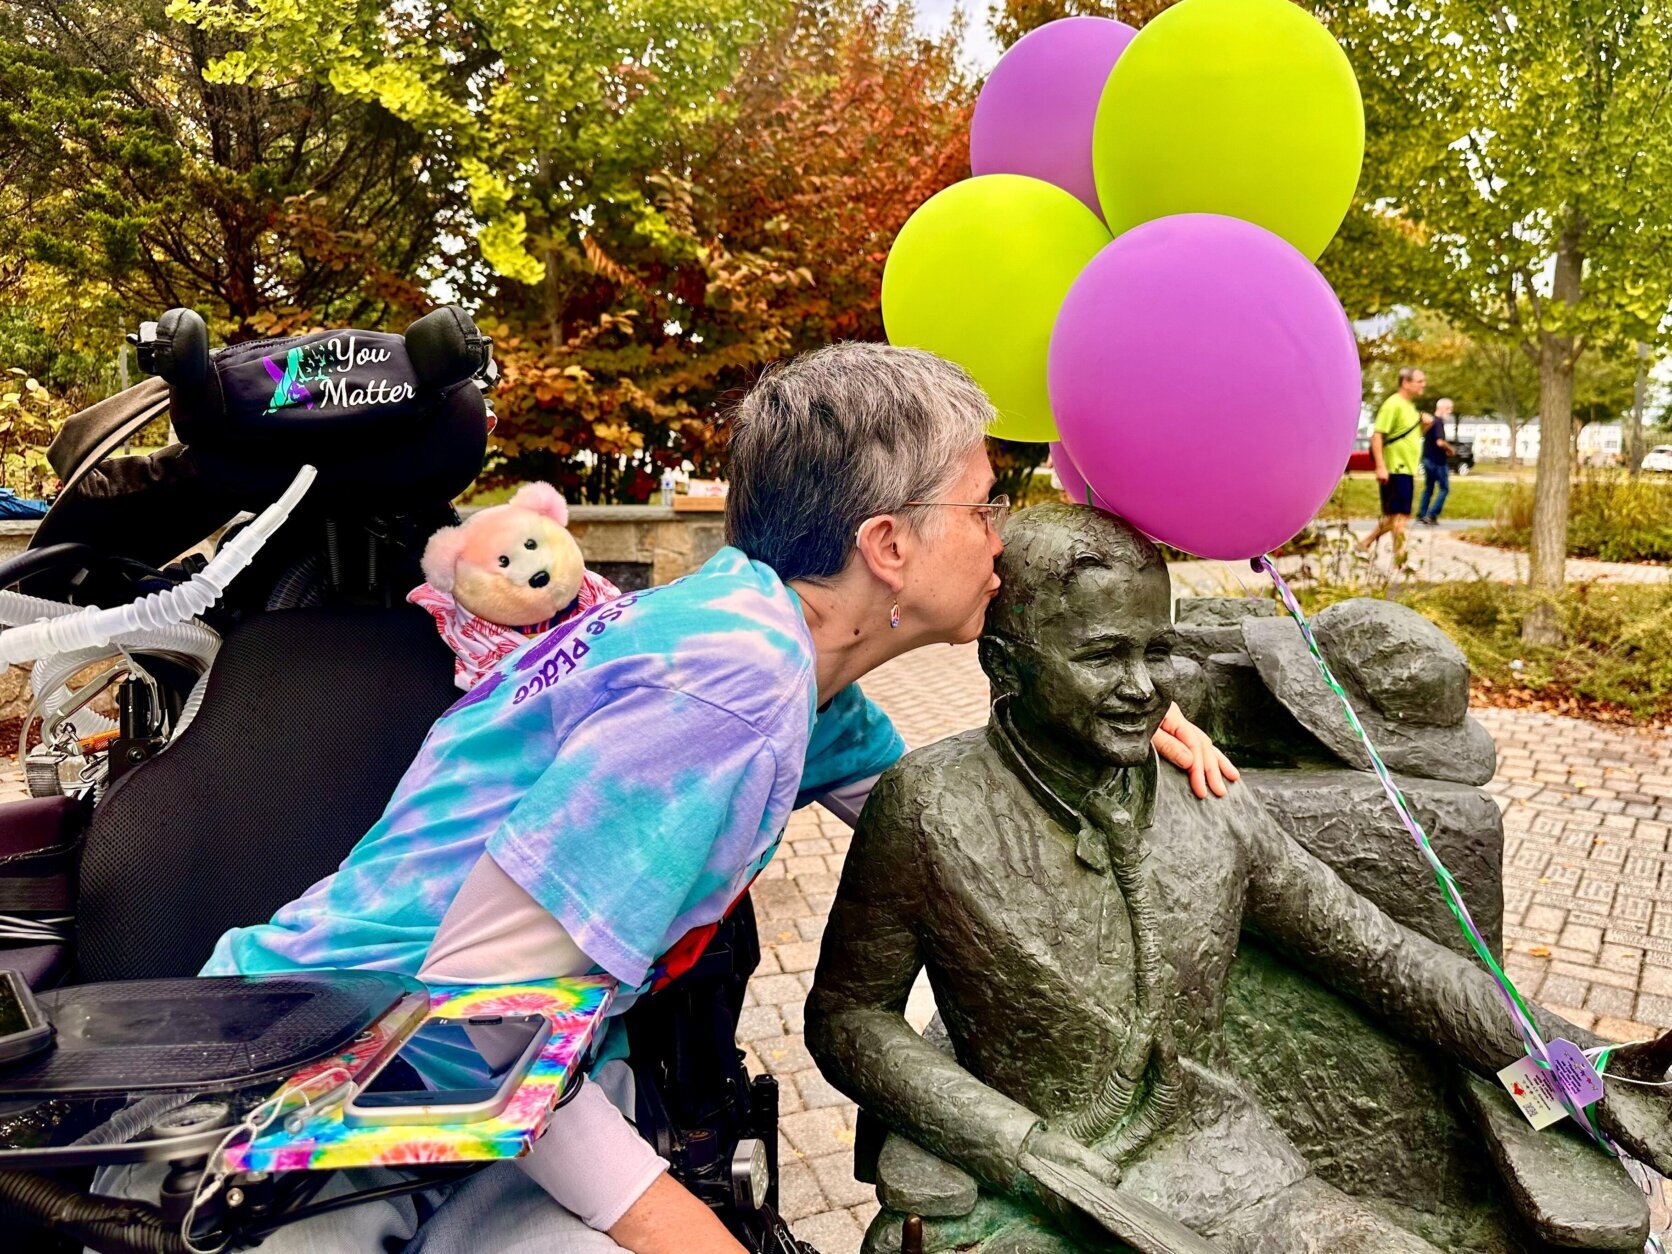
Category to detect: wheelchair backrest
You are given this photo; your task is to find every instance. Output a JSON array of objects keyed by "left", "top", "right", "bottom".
[{"left": 73, "top": 605, "right": 458, "bottom": 981}]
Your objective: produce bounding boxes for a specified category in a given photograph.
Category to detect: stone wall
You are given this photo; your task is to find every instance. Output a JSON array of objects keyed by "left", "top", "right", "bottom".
[{"left": 562, "top": 505, "right": 727, "bottom": 591}]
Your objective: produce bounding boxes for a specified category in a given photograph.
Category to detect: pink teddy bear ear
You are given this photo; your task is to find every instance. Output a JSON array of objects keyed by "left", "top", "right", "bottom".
[
  {"left": 509, "top": 481, "right": 569, "bottom": 528},
  {"left": 421, "top": 525, "right": 469, "bottom": 593}
]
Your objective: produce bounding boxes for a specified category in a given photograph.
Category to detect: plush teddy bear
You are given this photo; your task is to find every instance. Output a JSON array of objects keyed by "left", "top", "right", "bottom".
[{"left": 409, "top": 482, "right": 620, "bottom": 690}]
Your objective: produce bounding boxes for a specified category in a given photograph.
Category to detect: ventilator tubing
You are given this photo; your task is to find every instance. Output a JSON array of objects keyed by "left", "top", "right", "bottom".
[{"left": 0, "top": 466, "right": 316, "bottom": 667}]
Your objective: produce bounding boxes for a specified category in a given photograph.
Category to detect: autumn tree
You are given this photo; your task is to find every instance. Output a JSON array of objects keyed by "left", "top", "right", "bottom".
[
  {"left": 1318, "top": 0, "right": 1672, "bottom": 642},
  {"left": 487, "top": 0, "right": 976, "bottom": 498}
]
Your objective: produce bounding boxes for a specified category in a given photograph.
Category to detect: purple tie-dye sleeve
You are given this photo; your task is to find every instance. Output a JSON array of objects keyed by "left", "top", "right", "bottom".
[{"left": 485, "top": 684, "right": 785, "bottom": 988}]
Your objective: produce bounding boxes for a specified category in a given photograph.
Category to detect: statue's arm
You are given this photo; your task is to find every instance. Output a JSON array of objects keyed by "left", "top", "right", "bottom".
[
  {"left": 805, "top": 772, "right": 1044, "bottom": 1193},
  {"left": 1239, "top": 803, "right": 1577, "bottom": 1075},
  {"left": 1242, "top": 800, "right": 1672, "bottom": 1170}
]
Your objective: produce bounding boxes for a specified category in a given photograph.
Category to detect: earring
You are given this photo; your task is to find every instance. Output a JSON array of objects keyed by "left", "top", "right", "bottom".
[{"left": 889, "top": 602, "right": 901, "bottom": 629}]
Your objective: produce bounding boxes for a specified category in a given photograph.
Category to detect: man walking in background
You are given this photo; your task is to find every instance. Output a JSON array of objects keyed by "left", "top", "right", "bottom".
[
  {"left": 1359, "top": 366, "right": 1425, "bottom": 564},
  {"left": 1417, "top": 397, "right": 1454, "bottom": 525}
]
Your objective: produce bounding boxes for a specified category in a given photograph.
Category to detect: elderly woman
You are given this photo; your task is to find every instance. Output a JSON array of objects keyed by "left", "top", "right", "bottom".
[{"left": 190, "top": 344, "right": 1236, "bottom": 1252}]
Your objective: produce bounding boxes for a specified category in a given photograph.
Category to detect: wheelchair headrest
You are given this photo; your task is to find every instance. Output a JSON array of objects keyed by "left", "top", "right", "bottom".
[{"left": 135, "top": 307, "right": 493, "bottom": 508}]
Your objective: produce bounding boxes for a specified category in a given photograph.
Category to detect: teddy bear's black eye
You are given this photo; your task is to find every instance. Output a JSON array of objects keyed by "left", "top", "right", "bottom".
[
  {"left": 498, "top": 556, "right": 510, "bottom": 568},
  {"left": 524, "top": 538, "right": 537, "bottom": 550}
]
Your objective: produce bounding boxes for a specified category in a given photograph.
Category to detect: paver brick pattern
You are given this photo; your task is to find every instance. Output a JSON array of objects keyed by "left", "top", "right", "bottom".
[{"left": 757, "top": 641, "right": 1672, "bottom": 1252}]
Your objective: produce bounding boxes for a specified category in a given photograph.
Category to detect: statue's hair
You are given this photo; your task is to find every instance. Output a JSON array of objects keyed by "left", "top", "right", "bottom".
[
  {"left": 985, "top": 504, "right": 1164, "bottom": 645},
  {"left": 725, "top": 343, "right": 993, "bottom": 583}
]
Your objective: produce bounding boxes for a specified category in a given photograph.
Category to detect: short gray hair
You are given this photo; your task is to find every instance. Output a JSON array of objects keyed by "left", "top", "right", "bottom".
[
  {"left": 1398, "top": 366, "right": 1423, "bottom": 384},
  {"left": 725, "top": 343, "right": 993, "bottom": 582}
]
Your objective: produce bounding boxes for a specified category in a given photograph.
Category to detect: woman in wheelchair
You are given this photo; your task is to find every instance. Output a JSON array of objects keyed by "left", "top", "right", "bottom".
[{"left": 123, "top": 344, "right": 1232, "bottom": 1253}]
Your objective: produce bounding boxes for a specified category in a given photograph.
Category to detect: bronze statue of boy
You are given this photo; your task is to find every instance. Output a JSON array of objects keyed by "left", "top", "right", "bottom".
[{"left": 808, "top": 504, "right": 1672, "bottom": 1253}]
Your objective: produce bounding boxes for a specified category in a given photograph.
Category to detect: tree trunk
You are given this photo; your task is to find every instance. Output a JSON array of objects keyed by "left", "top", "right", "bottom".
[
  {"left": 1629, "top": 340, "right": 1648, "bottom": 477},
  {"left": 1523, "top": 232, "right": 1583, "bottom": 646}
]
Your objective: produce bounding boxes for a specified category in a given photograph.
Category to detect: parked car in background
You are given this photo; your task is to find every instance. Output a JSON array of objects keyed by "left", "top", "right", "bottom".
[
  {"left": 1347, "top": 436, "right": 1374, "bottom": 474},
  {"left": 1643, "top": 445, "right": 1672, "bottom": 473},
  {"left": 1346, "top": 434, "right": 1475, "bottom": 475}
]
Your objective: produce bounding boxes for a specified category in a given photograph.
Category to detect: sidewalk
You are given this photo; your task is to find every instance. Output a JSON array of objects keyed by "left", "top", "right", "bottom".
[
  {"left": 759, "top": 642, "right": 1672, "bottom": 1251},
  {"left": 1169, "top": 521, "right": 1669, "bottom": 597}
]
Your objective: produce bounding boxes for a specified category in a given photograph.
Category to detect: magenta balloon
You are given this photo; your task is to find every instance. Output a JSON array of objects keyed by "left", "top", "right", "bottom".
[
  {"left": 971, "top": 17, "right": 1137, "bottom": 218},
  {"left": 1049, "top": 215, "right": 1361, "bottom": 561},
  {"left": 1048, "top": 441, "right": 1112, "bottom": 511}
]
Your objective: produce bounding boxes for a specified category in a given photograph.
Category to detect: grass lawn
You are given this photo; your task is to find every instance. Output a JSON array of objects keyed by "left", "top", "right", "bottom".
[{"left": 1322, "top": 473, "right": 1509, "bottom": 521}]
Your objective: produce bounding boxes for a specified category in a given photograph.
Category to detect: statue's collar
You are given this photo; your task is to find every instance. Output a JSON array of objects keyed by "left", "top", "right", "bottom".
[{"left": 988, "top": 697, "right": 1158, "bottom": 875}]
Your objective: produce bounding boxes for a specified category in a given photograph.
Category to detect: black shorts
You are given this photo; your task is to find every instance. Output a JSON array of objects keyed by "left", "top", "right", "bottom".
[{"left": 1379, "top": 473, "right": 1415, "bottom": 517}]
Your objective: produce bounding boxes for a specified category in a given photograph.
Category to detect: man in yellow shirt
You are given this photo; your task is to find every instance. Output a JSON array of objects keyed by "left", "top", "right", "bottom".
[{"left": 1358, "top": 367, "right": 1426, "bottom": 563}]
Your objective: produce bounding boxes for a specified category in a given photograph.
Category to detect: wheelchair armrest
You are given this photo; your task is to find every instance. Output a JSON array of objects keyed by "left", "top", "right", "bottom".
[
  {"left": 874, "top": 1130, "right": 979, "bottom": 1220},
  {"left": 0, "top": 795, "right": 82, "bottom": 860},
  {"left": 1456, "top": 1067, "right": 1649, "bottom": 1250}
]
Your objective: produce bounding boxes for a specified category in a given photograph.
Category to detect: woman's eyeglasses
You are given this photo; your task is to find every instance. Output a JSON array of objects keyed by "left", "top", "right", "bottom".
[{"left": 901, "top": 493, "right": 1011, "bottom": 536}]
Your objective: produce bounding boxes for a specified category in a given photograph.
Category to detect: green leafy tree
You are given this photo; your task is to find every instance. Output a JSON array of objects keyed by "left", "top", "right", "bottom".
[
  {"left": 0, "top": 0, "right": 454, "bottom": 346},
  {"left": 1317, "top": 0, "right": 1672, "bottom": 642},
  {"left": 479, "top": 0, "right": 975, "bottom": 499},
  {"left": 989, "top": 0, "right": 1175, "bottom": 48}
]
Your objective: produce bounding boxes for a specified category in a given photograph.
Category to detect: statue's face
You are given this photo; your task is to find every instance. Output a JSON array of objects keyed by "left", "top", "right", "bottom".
[{"left": 1014, "top": 561, "right": 1175, "bottom": 768}]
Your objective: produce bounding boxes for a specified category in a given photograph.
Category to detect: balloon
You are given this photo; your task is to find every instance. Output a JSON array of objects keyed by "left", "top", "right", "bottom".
[
  {"left": 970, "top": 17, "right": 1137, "bottom": 218},
  {"left": 1048, "top": 441, "right": 1111, "bottom": 511},
  {"left": 1093, "top": 0, "right": 1363, "bottom": 262},
  {"left": 883, "top": 175, "right": 1111, "bottom": 443},
  {"left": 1048, "top": 214, "right": 1360, "bottom": 561}
]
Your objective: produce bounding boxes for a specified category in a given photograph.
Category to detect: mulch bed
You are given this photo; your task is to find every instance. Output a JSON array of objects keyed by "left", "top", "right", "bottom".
[{"left": 1470, "top": 677, "right": 1669, "bottom": 732}]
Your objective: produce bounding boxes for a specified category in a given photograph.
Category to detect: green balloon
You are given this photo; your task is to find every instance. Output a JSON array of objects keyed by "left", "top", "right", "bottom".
[
  {"left": 1093, "top": 0, "right": 1364, "bottom": 262},
  {"left": 882, "top": 174, "right": 1111, "bottom": 443}
]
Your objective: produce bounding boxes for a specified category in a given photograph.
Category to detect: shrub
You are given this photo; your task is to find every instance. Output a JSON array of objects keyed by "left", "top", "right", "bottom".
[
  {"left": 1477, "top": 473, "right": 1672, "bottom": 563},
  {"left": 1297, "top": 578, "right": 1672, "bottom": 724}
]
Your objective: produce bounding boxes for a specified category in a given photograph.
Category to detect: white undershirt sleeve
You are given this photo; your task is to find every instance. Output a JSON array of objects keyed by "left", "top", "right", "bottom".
[
  {"left": 813, "top": 773, "right": 881, "bottom": 830},
  {"left": 419, "top": 853, "right": 668, "bottom": 1230}
]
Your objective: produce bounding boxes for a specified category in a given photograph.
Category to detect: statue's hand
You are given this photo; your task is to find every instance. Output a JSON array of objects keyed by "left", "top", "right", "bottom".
[
  {"left": 1021, "top": 1123, "right": 1121, "bottom": 1196},
  {"left": 1597, "top": 1030, "right": 1672, "bottom": 1174}
]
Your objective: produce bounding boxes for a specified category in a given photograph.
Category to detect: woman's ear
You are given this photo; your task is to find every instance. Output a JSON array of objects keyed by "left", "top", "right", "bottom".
[{"left": 852, "top": 514, "right": 908, "bottom": 594}]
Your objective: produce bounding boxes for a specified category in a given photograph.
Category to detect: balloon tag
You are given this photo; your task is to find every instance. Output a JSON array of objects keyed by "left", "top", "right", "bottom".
[
  {"left": 1497, "top": 1040, "right": 1604, "bottom": 1129},
  {"left": 1497, "top": 1056, "right": 1569, "bottom": 1129},
  {"left": 1547, "top": 1038, "right": 1607, "bottom": 1106}
]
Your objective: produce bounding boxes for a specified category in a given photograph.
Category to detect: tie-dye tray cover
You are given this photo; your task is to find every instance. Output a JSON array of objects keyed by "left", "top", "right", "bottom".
[{"left": 223, "top": 976, "right": 615, "bottom": 1171}]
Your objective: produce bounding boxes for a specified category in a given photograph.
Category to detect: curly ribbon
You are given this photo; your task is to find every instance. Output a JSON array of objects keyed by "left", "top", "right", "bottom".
[{"left": 1256, "top": 556, "right": 1665, "bottom": 1253}]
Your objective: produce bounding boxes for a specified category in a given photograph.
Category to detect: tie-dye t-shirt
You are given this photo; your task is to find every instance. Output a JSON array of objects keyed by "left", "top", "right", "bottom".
[{"left": 202, "top": 547, "right": 903, "bottom": 990}]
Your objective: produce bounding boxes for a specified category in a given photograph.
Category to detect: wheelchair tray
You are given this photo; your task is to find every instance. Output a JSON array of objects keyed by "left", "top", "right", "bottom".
[
  {"left": 4, "top": 971, "right": 421, "bottom": 1096},
  {"left": 223, "top": 977, "right": 615, "bottom": 1172},
  {"left": 0, "top": 975, "right": 612, "bottom": 1172}
]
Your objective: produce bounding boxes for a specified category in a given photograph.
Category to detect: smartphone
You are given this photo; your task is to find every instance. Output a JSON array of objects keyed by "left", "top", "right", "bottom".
[
  {"left": 0, "top": 968, "right": 53, "bottom": 1066},
  {"left": 342, "top": 1013, "right": 551, "bottom": 1128}
]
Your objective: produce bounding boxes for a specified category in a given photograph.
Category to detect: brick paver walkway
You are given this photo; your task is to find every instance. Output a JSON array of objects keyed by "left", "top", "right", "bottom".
[{"left": 761, "top": 643, "right": 1672, "bottom": 1252}]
